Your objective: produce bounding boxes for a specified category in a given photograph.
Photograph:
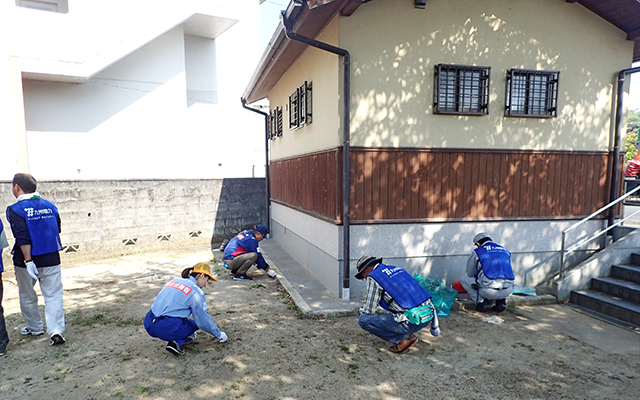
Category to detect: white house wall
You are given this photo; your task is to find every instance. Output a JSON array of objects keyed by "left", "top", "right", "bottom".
[
  {"left": 185, "top": 35, "right": 218, "bottom": 106},
  {"left": 4, "top": 0, "right": 265, "bottom": 180}
]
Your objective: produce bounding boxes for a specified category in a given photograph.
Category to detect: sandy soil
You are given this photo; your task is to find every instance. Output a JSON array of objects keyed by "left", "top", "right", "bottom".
[{"left": 0, "top": 248, "right": 639, "bottom": 400}]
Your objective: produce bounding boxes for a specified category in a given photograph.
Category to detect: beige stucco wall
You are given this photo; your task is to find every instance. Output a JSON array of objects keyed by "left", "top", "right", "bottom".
[
  {"left": 268, "top": 17, "right": 341, "bottom": 160},
  {"left": 340, "top": 0, "right": 634, "bottom": 151}
]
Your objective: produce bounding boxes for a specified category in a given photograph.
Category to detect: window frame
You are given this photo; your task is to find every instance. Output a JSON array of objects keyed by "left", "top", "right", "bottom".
[
  {"left": 269, "top": 107, "right": 283, "bottom": 140},
  {"left": 288, "top": 81, "right": 313, "bottom": 130},
  {"left": 504, "top": 69, "right": 559, "bottom": 118},
  {"left": 433, "top": 64, "right": 490, "bottom": 116}
]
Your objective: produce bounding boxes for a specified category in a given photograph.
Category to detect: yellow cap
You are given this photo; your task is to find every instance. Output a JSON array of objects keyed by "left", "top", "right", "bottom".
[{"left": 192, "top": 262, "right": 217, "bottom": 281}]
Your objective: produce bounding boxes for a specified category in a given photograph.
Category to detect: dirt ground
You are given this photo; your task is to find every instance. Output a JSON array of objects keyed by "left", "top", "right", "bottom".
[{"left": 0, "top": 247, "right": 639, "bottom": 400}]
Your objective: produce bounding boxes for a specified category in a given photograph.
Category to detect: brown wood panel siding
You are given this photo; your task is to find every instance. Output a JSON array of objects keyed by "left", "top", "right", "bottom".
[
  {"left": 269, "top": 147, "right": 615, "bottom": 224},
  {"left": 270, "top": 149, "right": 341, "bottom": 221},
  {"left": 349, "top": 148, "right": 612, "bottom": 223}
]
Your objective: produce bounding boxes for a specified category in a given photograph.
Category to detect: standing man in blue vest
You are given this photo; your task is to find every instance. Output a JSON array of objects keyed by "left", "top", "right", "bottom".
[
  {"left": 355, "top": 254, "right": 440, "bottom": 354},
  {"left": 460, "top": 232, "right": 515, "bottom": 312},
  {"left": 6, "top": 173, "right": 66, "bottom": 346},
  {"left": 0, "top": 220, "right": 10, "bottom": 356}
]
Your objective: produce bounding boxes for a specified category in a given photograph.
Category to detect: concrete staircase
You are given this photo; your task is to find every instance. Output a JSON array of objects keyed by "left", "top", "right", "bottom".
[{"left": 570, "top": 253, "right": 640, "bottom": 327}]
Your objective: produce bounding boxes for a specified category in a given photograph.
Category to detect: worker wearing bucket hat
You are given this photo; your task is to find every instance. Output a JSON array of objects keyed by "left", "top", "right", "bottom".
[
  {"left": 355, "top": 254, "right": 440, "bottom": 354},
  {"left": 144, "top": 262, "right": 227, "bottom": 356},
  {"left": 459, "top": 233, "right": 515, "bottom": 312}
]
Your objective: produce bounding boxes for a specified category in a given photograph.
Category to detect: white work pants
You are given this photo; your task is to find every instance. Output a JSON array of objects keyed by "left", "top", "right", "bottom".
[
  {"left": 15, "top": 265, "right": 65, "bottom": 336},
  {"left": 460, "top": 274, "right": 514, "bottom": 304}
]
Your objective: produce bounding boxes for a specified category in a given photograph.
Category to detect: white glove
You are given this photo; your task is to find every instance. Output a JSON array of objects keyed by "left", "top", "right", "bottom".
[
  {"left": 266, "top": 269, "right": 276, "bottom": 278},
  {"left": 430, "top": 324, "right": 440, "bottom": 337},
  {"left": 430, "top": 311, "right": 440, "bottom": 337},
  {"left": 218, "top": 332, "right": 228, "bottom": 343},
  {"left": 25, "top": 261, "right": 39, "bottom": 280}
]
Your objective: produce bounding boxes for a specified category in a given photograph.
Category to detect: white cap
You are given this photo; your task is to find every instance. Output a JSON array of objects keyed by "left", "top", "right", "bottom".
[{"left": 473, "top": 232, "right": 491, "bottom": 244}]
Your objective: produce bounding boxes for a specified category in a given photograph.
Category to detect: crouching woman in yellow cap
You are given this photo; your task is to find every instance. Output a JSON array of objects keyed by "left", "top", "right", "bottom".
[{"left": 144, "top": 262, "right": 228, "bottom": 356}]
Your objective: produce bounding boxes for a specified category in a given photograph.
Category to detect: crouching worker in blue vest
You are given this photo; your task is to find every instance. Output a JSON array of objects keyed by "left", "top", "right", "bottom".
[
  {"left": 460, "top": 232, "right": 515, "bottom": 312},
  {"left": 222, "top": 225, "right": 275, "bottom": 281},
  {"left": 144, "top": 262, "right": 227, "bottom": 356},
  {"left": 355, "top": 254, "right": 440, "bottom": 354}
]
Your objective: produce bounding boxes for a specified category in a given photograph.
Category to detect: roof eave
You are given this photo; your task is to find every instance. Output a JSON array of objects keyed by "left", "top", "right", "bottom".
[{"left": 243, "top": 0, "right": 363, "bottom": 104}]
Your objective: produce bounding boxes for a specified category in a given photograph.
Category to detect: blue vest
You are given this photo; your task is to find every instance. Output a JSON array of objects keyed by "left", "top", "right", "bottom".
[
  {"left": 9, "top": 198, "right": 62, "bottom": 256},
  {"left": 474, "top": 242, "right": 514, "bottom": 280},
  {"left": 368, "top": 264, "right": 431, "bottom": 310}
]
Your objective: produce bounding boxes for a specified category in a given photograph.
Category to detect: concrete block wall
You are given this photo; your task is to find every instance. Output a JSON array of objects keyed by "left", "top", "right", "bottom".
[{"left": 0, "top": 178, "right": 266, "bottom": 264}]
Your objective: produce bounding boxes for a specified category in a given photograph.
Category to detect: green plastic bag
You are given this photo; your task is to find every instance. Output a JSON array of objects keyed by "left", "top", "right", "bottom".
[
  {"left": 413, "top": 273, "right": 458, "bottom": 318},
  {"left": 403, "top": 304, "right": 434, "bottom": 325}
]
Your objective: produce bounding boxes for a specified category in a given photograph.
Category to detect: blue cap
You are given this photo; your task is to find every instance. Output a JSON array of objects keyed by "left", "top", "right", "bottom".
[{"left": 255, "top": 225, "right": 269, "bottom": 237}]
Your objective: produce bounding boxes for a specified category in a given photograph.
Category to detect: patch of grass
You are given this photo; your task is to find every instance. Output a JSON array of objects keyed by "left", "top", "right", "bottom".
[
  {"left": 136, "top": 386, "right": 150, "bottom": 396},
  {"left": 250, "top": 283, "right": 266, "bottom": 290},
  {"left": 115, "top": 317, "right": 138, "bottom": 327},
  {"left": 122, "top": 348, "right": 133, "bottom": 361},
  {"left": 81, "top": 313, "right": 105, "bottom": 327}
]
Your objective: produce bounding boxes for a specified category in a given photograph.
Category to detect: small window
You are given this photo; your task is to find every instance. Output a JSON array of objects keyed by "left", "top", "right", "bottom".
[
  {"left": 434, "top": 64, "right": 490, "bottom": 115},
  {"left": 289, "top": 88, "right": 299, "bottom": 130},
  {"left": 505, "top": 69, "right": 559, "bottom": 118},
  {"left": 269, "top": 107, "right": 283, "bottom": 140},
  {"left": 288, "top": 81, "right": 313, "bottom": 129}
]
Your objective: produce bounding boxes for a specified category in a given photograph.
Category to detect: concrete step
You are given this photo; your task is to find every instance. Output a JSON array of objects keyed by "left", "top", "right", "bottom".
[
  {"left": 570, "top": 289, "right": 640, "bottom": 327},
  {"left": 591, "top": 277, "right": 640, "bottom": 303},
  {"left": 611, "top": 264, "right": 640, "bottom": 284},
  {"left": 629, "top": 252, "right": 640, "bottom": 266}
]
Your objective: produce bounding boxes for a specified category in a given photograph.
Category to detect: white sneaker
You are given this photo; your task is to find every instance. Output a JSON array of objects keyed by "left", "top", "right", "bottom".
[
  {"left": 50, "top": 333, "right": 66, "bottom": 346},
  {"left": 20, "top": 327, "right": 44, "bottom": 336},
  {"left": 267, "top": 269, "right": 276, "bottom": 278}
]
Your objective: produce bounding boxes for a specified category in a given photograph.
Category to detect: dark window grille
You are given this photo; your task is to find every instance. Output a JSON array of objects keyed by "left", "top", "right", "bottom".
[
  {"left": 289, "top": 88, "right": 299, "bottom": 129},
  {"left": 269, "top": 107, "right": 283, "bottom": 139},
  {"left": 305, "top": 81, "right": 313, "bottom": 124},
  {"left": 299, "top": 83, "right": 306, "bottom": 126},
  {"left": 434, "top": 64, "right": 490, "bottom": 115},
  {"left": 288, "top": 81, "right": 313, "bottom": 129},
  {"left": 276, "top": 107, "right": 283, "bottom": 137},
  {"left": 505, "top": 69, "right": 559, "bottom": 117}
]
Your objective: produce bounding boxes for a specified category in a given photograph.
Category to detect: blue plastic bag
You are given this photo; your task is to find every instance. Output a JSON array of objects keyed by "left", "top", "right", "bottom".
[{"left": 512, "top": 284, "right": 537, "bottom": 296}]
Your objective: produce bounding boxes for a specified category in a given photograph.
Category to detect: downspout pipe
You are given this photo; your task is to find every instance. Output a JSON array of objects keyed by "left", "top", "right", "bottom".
[
  {"left": 241, "top": 98, "right": 271, "bottom": 233},
  {"left": 281, "top": 6, "right": 352, "bottom": 300},
  {"left": 608, "top": 65, "right": 640, "bottom": 227}
]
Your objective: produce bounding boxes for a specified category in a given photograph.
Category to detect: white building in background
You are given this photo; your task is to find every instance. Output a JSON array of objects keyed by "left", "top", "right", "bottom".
[{"left": 1, "top": 0, "right": 266, "bottom": 180}]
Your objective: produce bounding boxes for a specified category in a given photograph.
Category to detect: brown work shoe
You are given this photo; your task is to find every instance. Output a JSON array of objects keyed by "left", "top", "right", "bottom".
[{"left": 388, "top": 334, "right": 418, "bottom": 354}]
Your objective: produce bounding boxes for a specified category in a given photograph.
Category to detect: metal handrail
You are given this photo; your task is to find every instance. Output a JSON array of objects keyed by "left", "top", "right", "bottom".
[{"left": 559, "top": 182, "right": 640, "bottom": 278}]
